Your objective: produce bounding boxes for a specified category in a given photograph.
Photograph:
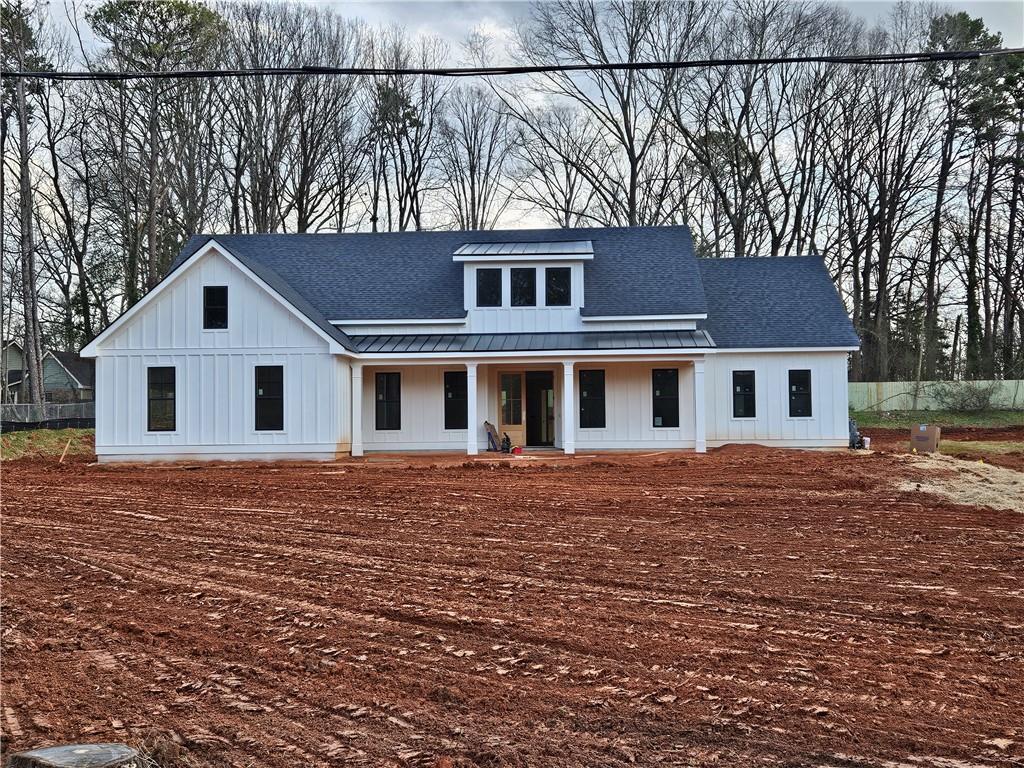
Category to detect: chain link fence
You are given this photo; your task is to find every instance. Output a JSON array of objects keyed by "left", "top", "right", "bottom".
[{"left": 1, "top": 402, "right": 95, "bottom": 431}]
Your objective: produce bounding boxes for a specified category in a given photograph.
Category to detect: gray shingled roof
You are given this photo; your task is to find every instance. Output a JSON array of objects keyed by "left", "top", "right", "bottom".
[
  {"left": 169, "top": 229, "right": 857, "bottom": 353},
  {"left": 697, "top": 256, "right": 859, "bottom": 349},
  {"left": 178, "top": 226, "right": 706, "bottom": 320},
  {"left": 353, "top": 330, "right": 713, "bottom": 354},
  {"left": 50, "top": 351, "right": 95, "bottom": 387}
]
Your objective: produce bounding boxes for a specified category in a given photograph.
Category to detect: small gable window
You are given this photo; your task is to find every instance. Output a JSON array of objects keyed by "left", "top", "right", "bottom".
[
  {"left": 652, "top": 368, "right": 679, "bottom": 428},
  {"left": 789, "top": 369, "right": 812, "bottom": 417},
  {"left": 255, "top": 365, "right": 284, "bottom": 431},
  {"left": 147, "top": 366, "right": 176, "bottom": 432},
  {"left": 545, "top": 267, "right": 571, "bottom": 306},
  {"left": 511, "top": 268, "right": 536, "bottom": 307},
  {"left": 476, "top": 268, "right": 501, "bottom": 307},
  {"left": 732, "top": 370, "right": 756, "bottom": 418},
  {"left": 203, "top": 286, "right": 228, "bottom": 329},
  {"left": 375, "top": 372, "right": 401, "bottom": 430}
]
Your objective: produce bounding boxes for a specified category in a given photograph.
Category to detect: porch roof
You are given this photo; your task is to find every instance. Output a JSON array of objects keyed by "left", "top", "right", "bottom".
[{"left": 351, "top": 329, "right": 714, "bottom": 354}]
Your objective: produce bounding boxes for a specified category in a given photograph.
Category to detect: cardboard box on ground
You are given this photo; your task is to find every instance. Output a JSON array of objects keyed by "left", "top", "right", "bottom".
[{"left": 910, "top": 424, "right": 942, "bottom": 453}]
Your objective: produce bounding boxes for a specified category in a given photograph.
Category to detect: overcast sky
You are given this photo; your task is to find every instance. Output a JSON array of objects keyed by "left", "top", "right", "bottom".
[
  {"left": 54, "top": 0, "right": 1022, "bottom": 63},
  {"left": 324, "top": 0, "right": 1022, "bottom": 53}
]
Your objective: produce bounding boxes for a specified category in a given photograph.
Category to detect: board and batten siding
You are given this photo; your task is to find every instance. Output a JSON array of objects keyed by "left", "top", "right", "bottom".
[
  {"left": 360, "top": 365, "right": 475, "bottom": 452},
  {"left": 573, "top": 362, "right": 696, "bottom": 450},
  {"left": 704, "top": 351, "right": 849, "bottom": 447},
  {"left": 93, "top": 248, "right": 349, "bottom": 461}
]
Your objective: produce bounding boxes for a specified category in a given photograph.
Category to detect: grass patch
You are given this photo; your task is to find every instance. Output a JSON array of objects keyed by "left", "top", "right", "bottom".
[
  {"left": 940, "top": 440, "right": 1024, "bottom": 456},
  {"left": 1, "top": 428, "right": 95, "bottom": 461},
  {"left": 851, "top": 409, "right": 1024, "bottom": 430}
]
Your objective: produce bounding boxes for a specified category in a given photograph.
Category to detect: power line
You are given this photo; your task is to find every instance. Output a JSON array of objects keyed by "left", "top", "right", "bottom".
[{"left": 3, "top": 47, "right": 1022, "bottom": 81}]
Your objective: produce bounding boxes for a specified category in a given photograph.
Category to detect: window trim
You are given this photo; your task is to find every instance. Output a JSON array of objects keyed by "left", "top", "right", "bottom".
[
  {"left": 203, "top": 285, "right": 229, "bottom": 331},
  {"left": 253, "top": 364, "right": 285, "bottom": 433},
  {"left": 651, "top": 367, "right": 680, "bottom": 429},
  {"left": 787, "top": 369, "right": 813, "bottom": 419},
  {"left": 475, "top": 268, "right": 502, "bottom": 308},
  {"left": 375, "top": 371, "right": 402, "bottom": 431},
  {"left": 544, "top": 266, "right": 572, "bottom": 307},
  {"left": 731, "top": 369, "right": 757, "bottom": 420},
  {"left": 442, "top": 369, "right": 468, "bottom": 431},
  {"left": 578, "top": 369, "right": 606, "bottom": 430},
  {"left": 146, "top": 365, "right": 177, "bottom": 434}
]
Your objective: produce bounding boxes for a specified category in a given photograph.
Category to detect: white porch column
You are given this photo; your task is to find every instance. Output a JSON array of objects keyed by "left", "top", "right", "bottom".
[
  {"left": 466, "top": 361, "right": 478, "bottom": 455},
  {"left": 562, "top": 361, "right": 575, "bottom": 455},
  {"left": 351, "top": 362, "right": 364, "bottom": 457},
  {"left": 693, "top": 358, "right": 706, "bottom": 453}
]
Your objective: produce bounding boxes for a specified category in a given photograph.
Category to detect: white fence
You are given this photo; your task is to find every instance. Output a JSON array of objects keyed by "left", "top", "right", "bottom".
[{"left": 849, "top": 380, "right": 1024, "bottom": 412}]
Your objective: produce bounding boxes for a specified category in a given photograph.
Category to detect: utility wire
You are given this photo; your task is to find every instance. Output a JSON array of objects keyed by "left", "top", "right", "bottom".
[{"left": 3, "top": 47, "right": 1022, "bottom": 81}]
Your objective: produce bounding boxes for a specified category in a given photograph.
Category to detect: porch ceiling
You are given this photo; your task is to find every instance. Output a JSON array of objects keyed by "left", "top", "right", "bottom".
[{"left": 351, "top": 329, "right": 714, "bottom": 354}]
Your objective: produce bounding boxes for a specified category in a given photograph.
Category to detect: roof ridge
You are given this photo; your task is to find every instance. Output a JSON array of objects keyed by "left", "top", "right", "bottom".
[{"left": 698, "top": 254, "right": 825, "bottom": 262}]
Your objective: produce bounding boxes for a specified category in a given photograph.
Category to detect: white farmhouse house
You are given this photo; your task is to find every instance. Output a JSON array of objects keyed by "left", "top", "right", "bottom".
[{"left": 81, "top": 226, "right": 860, "bottom": 462}]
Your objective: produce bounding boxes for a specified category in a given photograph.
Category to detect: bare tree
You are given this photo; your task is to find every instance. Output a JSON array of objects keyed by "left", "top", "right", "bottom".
[
  {"left": 363, "top": 27, "right": 448, "bottom": 231},
  {"left": 507, "top": 0, "right": 714, "bottom": 227},
  {"left": 3, "top": 0, "right": 46, "bottom": 401},
  {"left": 438, "top": 83, "right": 517, "bottom": 229}
]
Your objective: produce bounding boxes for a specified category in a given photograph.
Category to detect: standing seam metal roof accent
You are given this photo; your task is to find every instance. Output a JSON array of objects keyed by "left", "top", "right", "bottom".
[{"left": 350, "top": 330, "right": 715, "bottom": 354}]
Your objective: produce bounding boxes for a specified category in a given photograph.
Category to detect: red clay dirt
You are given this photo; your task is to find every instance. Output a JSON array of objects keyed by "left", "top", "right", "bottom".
[{"left": 2, "top": 448, "right": 1021, "bottom": 767}]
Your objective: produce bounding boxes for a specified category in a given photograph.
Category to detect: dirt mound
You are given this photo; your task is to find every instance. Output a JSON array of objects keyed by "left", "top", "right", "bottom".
[{"left": 899, "top": 453, "right": 1024, "bottom": 512}]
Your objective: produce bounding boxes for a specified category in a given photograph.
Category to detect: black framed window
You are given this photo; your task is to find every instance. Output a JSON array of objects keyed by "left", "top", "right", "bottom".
[
  {"left": 500, "top": 373, "right": 522, "bottom": 425},
  {"left": 444, "top": 371, "right": 468, "bottom": 430},
  {"left": 579, "top": 369, "right": 606, "bottom": 429},
  {"left": 255, "top": 365, "right": 284, "bottom": 431},
  {"left": 789, "top": 369, "right": 812, "bottom": 417},
  {"left": 652, "top": 368, "right": 679, "bottom": 428},
  {"left": 147, "top": 366, "right": 176, "bottom": 432},
  {"left": 732, "top": 370, "right": 756, "bottom": 418},
  {"left": 203, "top": 286, "right": 228, "bottom": 329},
  {"left": 476, "top": 268, "right": 502, "bottom": 307},
  {"left": 511, "top": 268, "right": 536, "bottom": 307},
  {"left": 545, "top": 267, "right": 571, "bottom": 306},
  {"left": 375, "top": 372, "right": 401, "bottom": 430}
]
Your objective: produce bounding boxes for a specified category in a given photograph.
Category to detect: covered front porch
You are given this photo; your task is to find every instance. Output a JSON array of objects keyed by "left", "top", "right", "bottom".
[{"left": 349, "top": 355, "right": 708, "bottom": 456}]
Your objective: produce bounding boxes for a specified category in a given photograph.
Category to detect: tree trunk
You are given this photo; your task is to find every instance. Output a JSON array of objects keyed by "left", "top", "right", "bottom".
[
  {"left": 1002, "top": 111, "right": 1023, "bottom": 376},
  {"left": 923, "top": 118, "right": 956, "bottom": 379},
  {"left": 147, "top": 83, "right": 160, "bottom": 289},
  {"left": 18, "top": 74, "right": 44, "bottom": 403}
]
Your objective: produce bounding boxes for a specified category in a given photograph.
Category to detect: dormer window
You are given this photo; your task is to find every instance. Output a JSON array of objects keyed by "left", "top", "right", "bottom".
[
  {"left": 511, "top": 268, "right": 536, "bottom": 307},
  {"left": 545, "top": 268, "right": 571, "bottom": 306},
  {"left": 203, "top": 286, "right": 228, "bottom": 329},
  {"left": 476, "top": 269, "right": 501, "bottom": 307}
]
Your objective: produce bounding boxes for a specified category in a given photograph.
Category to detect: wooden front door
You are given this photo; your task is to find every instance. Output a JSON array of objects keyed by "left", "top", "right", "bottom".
[{"left": 498, "top": 372, "right": 525, "bottom": 448}]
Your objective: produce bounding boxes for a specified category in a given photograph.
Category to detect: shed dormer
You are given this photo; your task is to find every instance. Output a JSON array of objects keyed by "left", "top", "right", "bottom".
[{"left": 456, "top": 240, "right": 591, "bottom": 333}]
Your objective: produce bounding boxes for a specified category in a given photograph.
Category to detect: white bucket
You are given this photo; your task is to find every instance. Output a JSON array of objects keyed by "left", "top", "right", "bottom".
[{"left": 863, "top": 436, "right": 871, "bottom": 450}]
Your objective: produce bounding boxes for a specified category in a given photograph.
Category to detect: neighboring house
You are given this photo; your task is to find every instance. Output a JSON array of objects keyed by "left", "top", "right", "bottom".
[
  {"left": 80, "top": 226, "right": 859, "bottom": 463},
  {"left": 2, "top": 341, "right": 95, "bottom": 403}
]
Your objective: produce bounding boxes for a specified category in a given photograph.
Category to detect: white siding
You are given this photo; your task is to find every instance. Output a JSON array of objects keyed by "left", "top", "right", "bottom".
[
  {"left": 360, "top": 365, "right": 469, "bottom": 451},
  {"left": 94, "top": 249, "right": 348, "bottom": 461},
  {"left": 704, "top": 351, "right": 849, "bottom": 447},
  {"left": 574, "top": 362, "right": 696, "bottom": 450}
]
